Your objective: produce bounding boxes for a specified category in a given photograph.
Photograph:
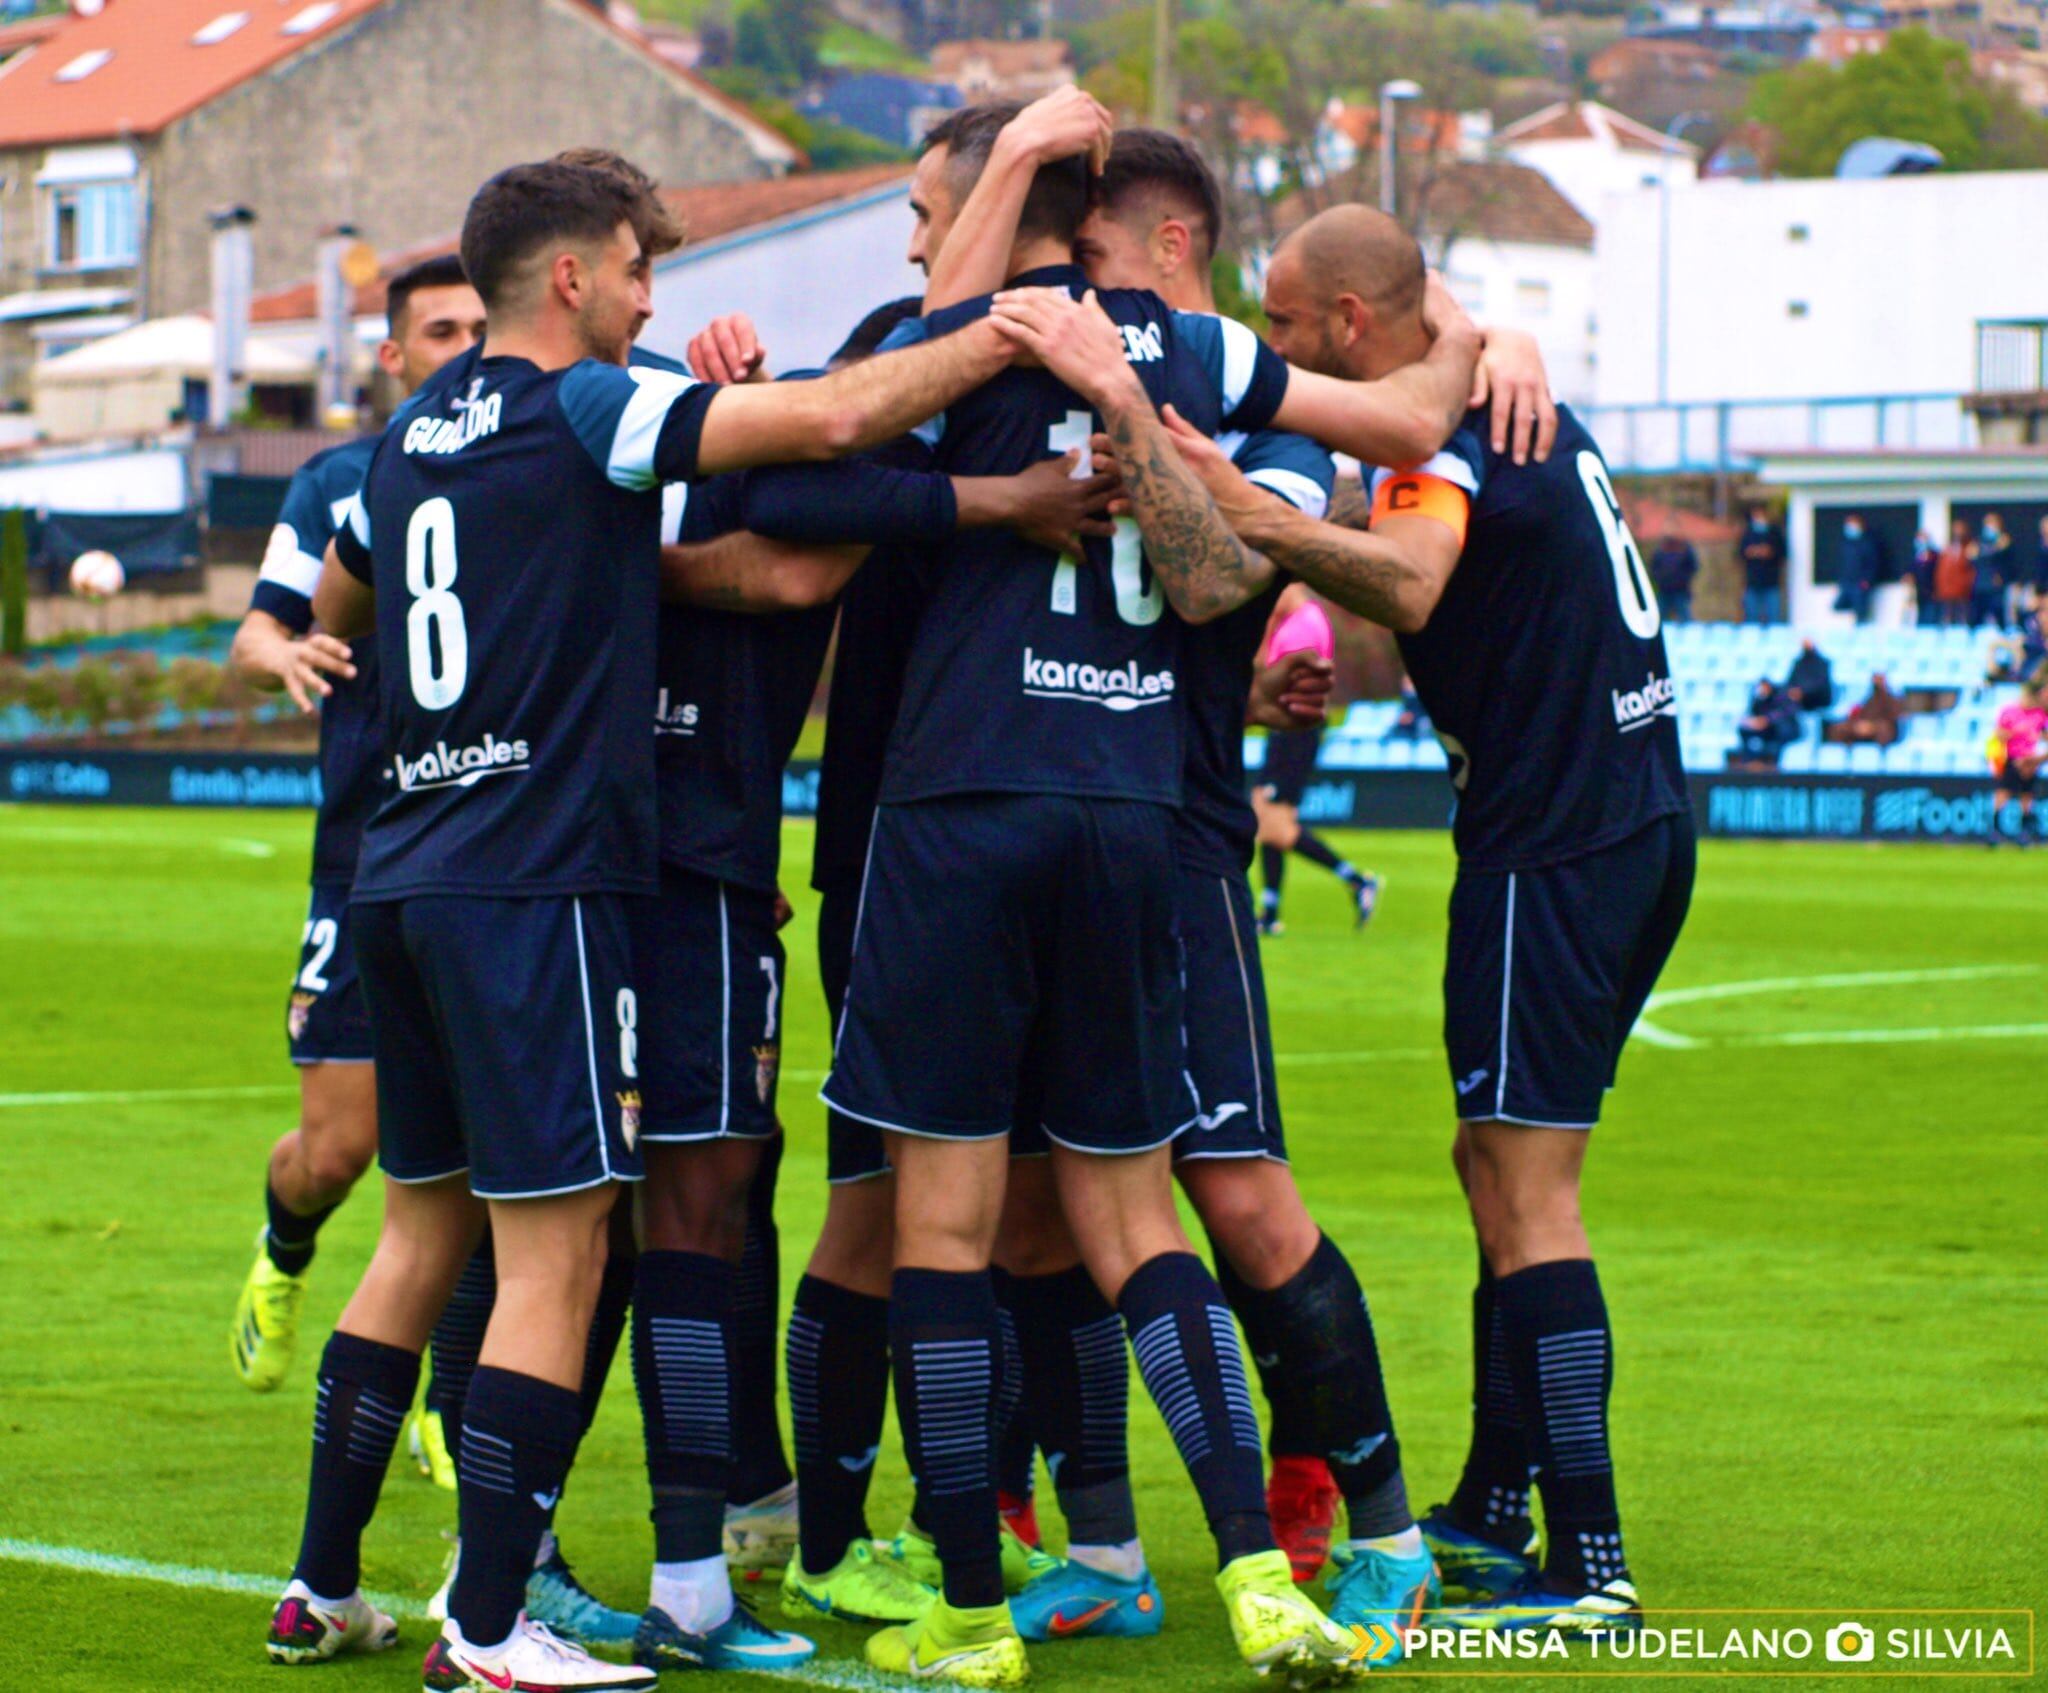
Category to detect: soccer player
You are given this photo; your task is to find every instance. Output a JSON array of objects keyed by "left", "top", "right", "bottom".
[
  {"left": 227, "top": 254, "right": 484, "bottom": 1392},
  {"left": 1251, "top": 590, "right": 1384, "bottom": 934},
  {"left": 264, "top": 155, "right": 1023, "bottom": 1693},
  {"left": 818, "top": 99, "right": 1475, "bottom": 1687},
  {"left": 1153, "top": 203, "right": 1694, "bottom": 1638},
  {"left": 934, "top": 124, "right": 1553, "bottom": 1666}
]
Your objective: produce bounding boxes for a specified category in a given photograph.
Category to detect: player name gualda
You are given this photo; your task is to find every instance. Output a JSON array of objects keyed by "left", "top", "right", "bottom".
[
  {"left": 1020, "top": 647, "right": 1177, "bottom": 710},
  {"left": 402, "top": 392, "right": 506, "bottom": 456}
]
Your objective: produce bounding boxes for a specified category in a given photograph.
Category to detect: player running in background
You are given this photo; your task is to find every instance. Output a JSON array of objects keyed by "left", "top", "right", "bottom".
[
  {"left": 226, "top": 255, "right": 484, "bottom": 1392},
  {"left": 1251, "top": 585, "right": 1382, "bottom": 935},
  {"left": 1157, "top": 203, "right": 1693, "bottom": 1639},
  {"left": 267, "top": 156, "right": 1022, "bottom": 1693}
]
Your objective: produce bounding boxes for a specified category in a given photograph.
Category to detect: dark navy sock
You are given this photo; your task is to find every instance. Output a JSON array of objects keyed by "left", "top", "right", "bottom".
[
  {"left": 580, "top": 1244, "right": 636, "bottom": 1434},
  {"left": 265, "top": 1180, "right": 337, "bottom": 1278},
  {"left": 729, "top": 1136, "right": 794, "bottom": 1505},
  {"left": 788, "top": 1273, "right": 891, "bottom": 1573},
  {"left": 1259, "top": 846, "right": 1285, "bottom": 912},
  {"left": 631, "top": 1250, "right": 735, "bottom": 1565},
  {"left": 450, "top": 1367, "right": 584, "bottom": 1649},
  {"left": 1119, "top": 1252, "right": 1271, "bottom": 1568},
  {"left": 1009, "top": 1264, "right": 1136, "bottom": 1549},
  {"left": 292, "top": 1332, "right": 418, "bottom": 1598},
  {"left": 1448, "top": 1256, "right": 1534, "bottom": 1546},
  {"left": 1222, "top": 1234, "right": 1409, "bottom": 1537},
  {"left": 1213, "top": 1247, "right": 1312, "bottom": 1458},
  {"left": 1494, "top": 1259, "right": 1627, "bottom": 1593},
  {"left": 427, "top": 1239, "right": 495, "bottom": 1462},
  {"left": 891, "top": 1267, "right": 1003, "bottom": 1608},
  {"left": 990, "top": 1268, "right": 1033, "bottom": 1502}
]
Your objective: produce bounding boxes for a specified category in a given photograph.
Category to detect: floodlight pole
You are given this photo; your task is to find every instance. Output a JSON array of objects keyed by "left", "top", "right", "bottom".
[{"left": 1379, "top": 79, "right": 1421, "bottom": 220}]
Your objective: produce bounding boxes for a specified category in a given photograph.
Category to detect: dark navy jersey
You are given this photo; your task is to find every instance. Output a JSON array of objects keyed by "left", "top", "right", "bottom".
[
  {"left": 336, "top": 353, "right": 717, "bottom": 901},
  {"left": 1176, "top": 425, "right": 1337, "bottom": 874},
  {"left": 1371, "top": 404, "right": 1687, "bottom": 872},
  {"left": 874, "top": 264, "right": 1289, "bottom": 809},
  {"left": 252, "top": 434, "right": 386, "bottom": 887}
]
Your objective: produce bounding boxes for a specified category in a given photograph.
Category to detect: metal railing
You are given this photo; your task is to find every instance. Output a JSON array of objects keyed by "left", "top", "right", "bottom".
[
  {"left": 1976, "top": 320, "right": 2048, "bottom": 394},
  {"left": 1578, "top": 392, "right": 1980, "bottom": 476}
]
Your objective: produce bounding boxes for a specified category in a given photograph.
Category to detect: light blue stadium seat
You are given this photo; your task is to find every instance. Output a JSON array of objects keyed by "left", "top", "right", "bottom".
[
  {"left": 1815, "top": 743, "right": 1849, "bottom": 773},
  {"left": 1412, "top": 738, "right": 1448, "bottom": 770},
  {"left": 1780, "top": 741, "right": 1817, "bottom": 773},
  {"left": 1379, "top": 739, "right": 1416, "bottom": 769},
  {"left": 1849, "top": 743, "right": 1883, "bottom": 773}
]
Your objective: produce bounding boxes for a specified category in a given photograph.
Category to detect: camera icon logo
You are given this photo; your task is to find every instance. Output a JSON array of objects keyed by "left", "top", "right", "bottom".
[{"left": 1826, "top": 1622, "right": 1876, "bottom": 1662}]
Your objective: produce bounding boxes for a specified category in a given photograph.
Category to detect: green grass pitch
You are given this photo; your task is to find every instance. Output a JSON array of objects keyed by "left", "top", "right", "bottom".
[{"left": 0, "top": 804, "right": 2042, "bottom": 1689}]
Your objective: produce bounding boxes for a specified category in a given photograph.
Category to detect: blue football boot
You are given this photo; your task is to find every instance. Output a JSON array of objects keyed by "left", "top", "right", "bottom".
[
  {"left": 1010, "top": 1558, "right": 1164, "bottom": 1642},
  {"left": 1418, "top": 1505, "right": 1537, "bottom": 1604}
]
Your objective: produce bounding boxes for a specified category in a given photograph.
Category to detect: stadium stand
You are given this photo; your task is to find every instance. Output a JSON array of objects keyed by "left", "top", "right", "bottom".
[{"left": 1286, "top": 624, "right": 2026, "bottom": 778}]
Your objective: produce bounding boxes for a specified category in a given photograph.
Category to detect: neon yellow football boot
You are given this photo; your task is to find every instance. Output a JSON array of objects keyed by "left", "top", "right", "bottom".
[
  {"left": 407, "top": 1403, "right": 457, "bottom": 1491},
  {"left": 880, "top": 1523, "right": 1049, "bottom": 1596},
  {"left": 782, "top": 1538, "right": 938, "bottom": 1625},
  {"left": 865, "top": 1597, "right": 1030, "bottom": 1686},
  {"left": 1218, "top": 1548, "right": 1370, "bottom": 1683},
  {"left": 231, "top": 1228, "right": 308, "bottom": 1392}
]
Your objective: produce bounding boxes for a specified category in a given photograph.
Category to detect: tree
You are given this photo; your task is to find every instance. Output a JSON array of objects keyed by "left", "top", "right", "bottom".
[{"left": 1748, "top": 28, "right": 2048, "bottom": 175}]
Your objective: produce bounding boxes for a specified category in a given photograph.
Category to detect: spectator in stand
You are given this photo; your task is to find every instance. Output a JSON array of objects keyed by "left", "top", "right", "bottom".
[
  {"left": 1908, "top": 530, "right": 1941, "bottom": 626},
  {"left": 1987, "top": 608, "right": 2047, "bottom": 684},
  {"left": 1825, "top": 671, "right": 1906, "bottom": 747},
  {"left": 1741, "top": 504, "right": 1787, "bottom": 623},
  {"left": 1988, "top": 676, "right": 2046, "bottom": 846},
  {"left": 2032, "top": 515, "right": 2048, "bottom": 608},
  {"left": 1650, "top": 529, "right": 1698, "bottom": 624},
  {"left": 1974, "top": 512, "right": 2014, "bottom": 630},
  {"left": 1732, "top": 677, "right": 1801, "bottom": 766},
  {"left": 1936, "top": 521, "right": 1976, "bottom": 627},
  {"left": 1784, "top": 638, "right": 1834, "bottom": 716},
  {"left": 1390, "top": 671, "right": 1428, "bottom": 740},
  {"left": 1834, "top": 512, "right": 1883, "bottom": 624}
]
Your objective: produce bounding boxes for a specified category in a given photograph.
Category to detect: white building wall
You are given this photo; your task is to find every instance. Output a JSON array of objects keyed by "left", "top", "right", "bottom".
[
  {"left": 639, "top": 186, "right": 926, "bottom": 376},
  {"left": 1500, "top": 136, "right": 1693, "bottom": 223},
  {"left": 1438, "top": 236, "right": 1597, "bottom": 406},
  {"left": 1594, "top": 170, "right": 2048, "bottom": 408}
]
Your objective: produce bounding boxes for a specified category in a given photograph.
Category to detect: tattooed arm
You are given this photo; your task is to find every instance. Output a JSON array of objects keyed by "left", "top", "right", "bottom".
[
  {"left": 989, "top": 288, "right": 1277, "bottom": 623},
  {"left": 1156, "top": 411, "right": 1463, "bottom": 633},
  {"left": 1326, "top": 475, "right": 1372, "bottom": 532}
]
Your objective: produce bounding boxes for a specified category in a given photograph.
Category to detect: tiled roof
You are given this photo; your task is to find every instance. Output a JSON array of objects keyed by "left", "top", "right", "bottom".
[
  {"left": 0, "top": 0, "right": 795, "bottom": 161},
  {"left": 251, "top": 163, "right": 912, "bottom": 324},
  {"left": 1496, "top": 99, "right": 1699, "bottom": 156},
  {"left": 929, "top": 37, "right": 1072, "bottom": 77}
]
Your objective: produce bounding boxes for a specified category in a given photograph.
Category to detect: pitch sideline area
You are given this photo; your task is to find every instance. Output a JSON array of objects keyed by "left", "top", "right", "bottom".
[{"left": 0, "top": 805, "right": 2041, "bottom": 1691}]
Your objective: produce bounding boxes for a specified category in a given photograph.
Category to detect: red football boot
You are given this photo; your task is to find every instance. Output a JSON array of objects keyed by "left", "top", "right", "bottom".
[{"left": 1266, "top": 1455, "right": 1340, "bottom": 1584}]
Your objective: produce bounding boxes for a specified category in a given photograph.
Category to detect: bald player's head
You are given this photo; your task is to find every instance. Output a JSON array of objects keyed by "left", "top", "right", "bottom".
[{"left": 1262, "top": 204, "right": 1430, "bottom": 381}]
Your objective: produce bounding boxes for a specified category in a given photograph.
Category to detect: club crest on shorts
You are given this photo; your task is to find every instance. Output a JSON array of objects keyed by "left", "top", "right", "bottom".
[
  {"left": 287, "top": 991, "right": 316, "bottom": 1042},
  {"left": 752, "top": 1042, "right": 779, "bottom": 1105},
  {"left": 616, "top": 1089, "right": 642, "bottom": 1151}
]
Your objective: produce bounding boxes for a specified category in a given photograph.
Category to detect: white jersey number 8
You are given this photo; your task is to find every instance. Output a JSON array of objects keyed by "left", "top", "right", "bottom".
[
  {"left": 1577, "top": 452, "right": 1660, "bottom": 640},
  {"left": 405, "top": 497, "right": 469, "bottom": 709}
]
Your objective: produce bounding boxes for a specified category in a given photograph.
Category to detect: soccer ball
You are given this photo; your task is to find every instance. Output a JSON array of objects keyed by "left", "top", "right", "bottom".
[{"left": 69, "top": 550, "right": 125, "bottom": 600}]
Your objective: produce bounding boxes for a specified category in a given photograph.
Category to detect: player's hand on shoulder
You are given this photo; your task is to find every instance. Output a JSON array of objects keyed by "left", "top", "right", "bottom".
[
  {"left": 1247, "top": 649, "right": 1335, "bottom": 731},
  {"left": 1158, "top": 406, "right": 1261, "bottom": 519},
  {"left": 688, "top": 313, "right": 768, "bottom": 385},
  {"left": 1009, "top": 448, "right": 1118, "bottom": 556},
  {"left": 1422, "top": 271, "right": 1480, "bottom": 352},
  {"left": 989, "top": 288, "right": 1133, "bottom": 404},
  {"left": 1001, "top": 85, "right": 1116, "bottom": 173},
  {"left": 278, "top": 631, "right": 357, "bottom": 714},
  {"left": 1476, "top": 326, "right": 1556, "bottom": 466}
]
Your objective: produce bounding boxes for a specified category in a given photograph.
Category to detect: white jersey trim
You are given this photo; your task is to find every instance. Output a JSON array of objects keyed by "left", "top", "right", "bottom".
[
  {"left": 609, "top": 365, "right": 699, "bottom": 491},
  {"left": 1247, "top": 466, "right": 1329, "bottom": 520}
]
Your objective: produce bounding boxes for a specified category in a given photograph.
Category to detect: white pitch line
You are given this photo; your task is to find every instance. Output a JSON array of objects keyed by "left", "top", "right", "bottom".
[
  {"left": 0, "top": 1537, "right": 922, "bottom": 1692},
  {"left": 0, "top": 1082, "right": 295, "bottom": 1109},
  {"left": 1742, "top": 1021, "right": 2048, "bottom": 1049},
  {"left": 1633, "top": 963, "right": 2040, "bottom": 1050}
]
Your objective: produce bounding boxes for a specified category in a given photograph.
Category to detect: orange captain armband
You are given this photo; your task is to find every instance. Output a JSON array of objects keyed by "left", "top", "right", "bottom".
[{"left": 1370, "top": 473, "right": 1470, "bottom": 544}]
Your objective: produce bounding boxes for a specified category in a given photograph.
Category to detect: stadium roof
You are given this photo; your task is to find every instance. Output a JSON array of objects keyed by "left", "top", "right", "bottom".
[
  {"left": 250, "top": 163, "right": 914, "bottom": 325},
  {"left": 0, "top": 0, "right": 794, "bottom": 160}
]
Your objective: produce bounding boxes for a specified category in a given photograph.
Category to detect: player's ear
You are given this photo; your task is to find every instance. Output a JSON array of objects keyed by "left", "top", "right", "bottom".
[
  {"left": 551, "top": 248, "right": 585, "bottom": 312},
  {"left": 374, "top": 338, "right": 403, "bottom": 382},
  {"left": 1337, "top": 292, "right": 1371, "bottom": 349},
  {"left": 1153, "top": 219, "right": 1191, "bottom": 275}
]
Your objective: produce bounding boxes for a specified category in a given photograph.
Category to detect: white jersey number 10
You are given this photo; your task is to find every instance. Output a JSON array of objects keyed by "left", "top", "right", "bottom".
[{"left": 1046, "top": 413, "right": 1164, "bottom": 628}]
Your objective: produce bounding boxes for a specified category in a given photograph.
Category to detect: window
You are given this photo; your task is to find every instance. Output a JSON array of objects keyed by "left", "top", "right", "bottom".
[
  {"left": 280, "top": 2, "right": 339, "bottom": 35},
  {"left": 47, "top": 181, "right": 137, "bottom": 270},
  {"left": 1447, "top": 272, "right": 1485, "bottom": 313},
  {"left": 192, "top": 11, "right": 249, "bottom": 44},
  {"left": 55, "top": 48, "right": 113, "bottom": 81},
  {"left": 1514, "top": 278, "right": 1552, "bottom": 317}
]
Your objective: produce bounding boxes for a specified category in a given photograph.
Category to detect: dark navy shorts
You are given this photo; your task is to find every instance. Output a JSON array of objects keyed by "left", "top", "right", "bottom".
[
  {"left": 1996, "top": 759, "right": 2037, "bottom": 799},
  {"left": 817, "top": 877, "right": 889, "bottom": 1184},
  {"left": 824, "top": 795, "right": 1195, "bottom": 1157},
  {"left": 637, "top": 867, "right": 783, "bottom": 1142},
  {"left": 286, "top": 884, "right": 375, "bottom": 1066},
  {"left": 355, "top": 894, "right": 645, "bottom": 1199},
  {"left": 1173, "top": 867, "right": 1286, "bottom": 1163},
  {"left": 1444, "top": 813, "right": 1695, "bottom": 1129},
  {"left": 1255, "top": 728, "right": 1322, "bottom": 807}
]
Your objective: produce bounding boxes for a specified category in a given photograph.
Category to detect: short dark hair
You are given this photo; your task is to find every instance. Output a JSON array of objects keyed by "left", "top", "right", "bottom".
[
  {"left": 458, "top": 160, "right": 642, "bottom": 312},
  {"left": 830, "top": 296, "right": 924, "bottom": 367},
  {"left": 1097, "top": 128, "right": 1224, "bottom": 265},
  {"left": 920, "top": 101, "right": 1090, "bottom": 247},
  {"left": 552, "top": 146, "right": 685, "bottom": 258},
  {"left": 384, "top": 253, "right": 471, "bottom": 339}
]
